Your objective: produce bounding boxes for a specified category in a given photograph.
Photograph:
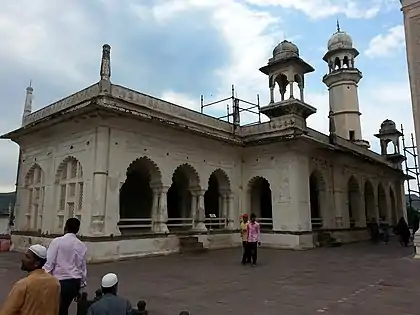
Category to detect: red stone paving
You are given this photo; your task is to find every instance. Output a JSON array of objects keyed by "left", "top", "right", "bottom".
[{"left": 0, "top": 241, "right": 418, "bottom": 315}]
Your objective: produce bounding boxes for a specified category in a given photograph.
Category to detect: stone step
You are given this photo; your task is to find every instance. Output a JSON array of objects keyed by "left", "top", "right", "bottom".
[
  {"left": 179, "top": 237, "right": 199, "bottom": 246},
  {"left": 179, "top": 237, "right": 206, "bottom": 254}
]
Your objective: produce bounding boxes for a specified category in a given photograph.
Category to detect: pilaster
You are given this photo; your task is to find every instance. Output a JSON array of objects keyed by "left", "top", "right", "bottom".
[
  {"left": 273, "top": 154, "right": 311, "bottom": 232},
  {"left": 91, "top": 126, "right": 110, "bottom": 236}
]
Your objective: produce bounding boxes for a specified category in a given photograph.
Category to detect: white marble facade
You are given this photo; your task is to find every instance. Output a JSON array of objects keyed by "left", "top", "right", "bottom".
[{"left": 3, "top": 30, "right": 408, "bottom": 262}]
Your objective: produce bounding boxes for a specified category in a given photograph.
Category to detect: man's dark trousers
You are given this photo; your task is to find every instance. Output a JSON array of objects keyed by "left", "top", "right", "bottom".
[
  {"left": 247, "top": 242, "right": 258, "bottom": 265},
  {"left": 59, "top": 278, "right": 81, "bottom": 315},
  {"left": 241, "top": 241, "right": 250, "bottom": 264}
]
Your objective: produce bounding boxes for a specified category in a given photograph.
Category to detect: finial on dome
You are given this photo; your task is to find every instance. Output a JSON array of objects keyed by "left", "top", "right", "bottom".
[{"left": 336, "top": 19, "right": 340, "bottom": 32}]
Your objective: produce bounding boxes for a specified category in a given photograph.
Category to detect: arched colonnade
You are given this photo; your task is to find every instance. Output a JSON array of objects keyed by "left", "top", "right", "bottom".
[
  {"left": 118, "top": 157, "right": 236, "bottom": 233},
  {"left": 309, "top": 168, "right": 401, "bottom": 229}
]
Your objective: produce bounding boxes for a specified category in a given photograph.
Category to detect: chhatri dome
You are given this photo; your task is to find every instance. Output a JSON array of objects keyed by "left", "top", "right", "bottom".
[
  {"left": 327, "top": 21, "right": 353, "bottom": 51},
  {"left": 272, "top": 40, "right": 299, "bottom": 60}
]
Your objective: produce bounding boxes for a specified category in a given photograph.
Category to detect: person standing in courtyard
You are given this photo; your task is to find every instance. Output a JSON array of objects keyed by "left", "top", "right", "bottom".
[
  {"left": 44, "top": 217, "right": 87, "bottom": 315},
  {"left": 87, "top": 273, "right": 132, "bottom": 315},
  {"left": 396, "top": 217, "right": 411, "bottom": 247},
  {"left": 246, "top": 213, "right": 261, "bottom": 266},
  {"left": 0, "top": 244, "right": 60, "bottom": 315},
  {"left": 240, "top": 214, "right": 249, "bottom": 264}
]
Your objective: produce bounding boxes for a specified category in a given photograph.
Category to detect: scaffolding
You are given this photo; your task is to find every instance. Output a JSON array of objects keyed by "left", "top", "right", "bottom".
[
  {"left": 200, "top": 85, "right": 262, "bottom": 129},
  {"left": 401, "top": 124, "right": 420, "bottom": 210}
]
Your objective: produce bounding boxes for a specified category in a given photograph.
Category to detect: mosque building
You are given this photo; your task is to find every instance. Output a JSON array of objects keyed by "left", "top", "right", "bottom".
[{"left": 1, "top": 26, "right": 407, "bottom": 262}]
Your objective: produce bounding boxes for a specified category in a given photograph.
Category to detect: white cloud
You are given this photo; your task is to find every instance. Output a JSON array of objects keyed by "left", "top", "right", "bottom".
[
  {"left": 365, "top": 25, "right": 405, "bottom": 58},
  {"left": 0, "top": 0, "right": 414, "bottom": 192},
  {"left": 243, "top": 0, "right": 382, "bottom": 19}
]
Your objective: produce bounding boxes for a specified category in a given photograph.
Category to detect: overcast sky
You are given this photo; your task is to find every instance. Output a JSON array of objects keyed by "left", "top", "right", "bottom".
[{"left": 0, "top": 0, "right": 414, "bottom": 192}]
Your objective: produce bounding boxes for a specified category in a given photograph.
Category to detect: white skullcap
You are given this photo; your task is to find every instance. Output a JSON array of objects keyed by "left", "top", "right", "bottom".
[
  {"left": 28, "top": 244, "right": 47, "bottom": 260},
  {"left": 101, "top": 273, "right": 118, "bottom": 288}
]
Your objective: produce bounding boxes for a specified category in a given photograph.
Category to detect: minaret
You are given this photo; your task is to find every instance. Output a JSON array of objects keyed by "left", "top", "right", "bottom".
[
  {"left": 322, "top": 22, "right": 369, "bottom": 148},
  {"left": 21, "top": 82, "right": 33, "bottom": 126},
  {"left": 99, "top": 44, "right": 111, "bottom": 94}
]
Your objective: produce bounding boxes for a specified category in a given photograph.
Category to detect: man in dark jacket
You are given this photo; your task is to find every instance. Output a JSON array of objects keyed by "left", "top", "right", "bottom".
[{"left": 87, "top": 273, "right": 132, "bottom": 315}]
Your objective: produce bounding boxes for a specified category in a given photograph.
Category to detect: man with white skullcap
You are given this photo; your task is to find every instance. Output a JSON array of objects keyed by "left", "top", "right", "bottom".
[
  {"left": 87, "top": 273, "right": 132, "bottom": 315},
  {"left": 0, "top": 244, "right": 60, "bottom": 315}
]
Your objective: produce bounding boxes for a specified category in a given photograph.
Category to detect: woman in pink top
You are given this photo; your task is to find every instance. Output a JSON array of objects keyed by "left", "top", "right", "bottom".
[{"left": 246, "top": 213, "right": 261, "bottom": 266}]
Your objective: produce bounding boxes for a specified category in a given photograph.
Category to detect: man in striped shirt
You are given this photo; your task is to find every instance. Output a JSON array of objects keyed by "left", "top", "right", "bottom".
[{"left": 246, "top": 213, "right": 261, "bottom": 266}]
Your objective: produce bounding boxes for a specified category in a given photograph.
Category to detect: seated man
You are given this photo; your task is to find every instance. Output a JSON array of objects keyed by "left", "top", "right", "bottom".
[{"left": 87, "top": 273, "right": 132, "bottom": 315}]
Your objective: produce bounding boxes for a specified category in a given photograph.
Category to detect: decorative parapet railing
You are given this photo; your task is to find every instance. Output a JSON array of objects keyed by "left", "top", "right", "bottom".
[
  {"left": 205, "top": 217, "right": 227, "bottom": 230},
  {"left": 311, "top": 217, "right": 323, "bottom": 230},
  {"left": 306, "top": 128, "right": 395, "bottom": 168},
  {"left": 259, "top": 217, "right": 273, "bottom": 230},
  {"left": 110, "top": 85, "right": 234, "bottom": 134},
  {"left": 166, "top": 218, "right": 194, "bottom": 229},
  {"left": 22, "top": 83, "right": 100, "bottom": 126},
  {"left": 117, "top": 218, "right": 152, "bottom": 229}
]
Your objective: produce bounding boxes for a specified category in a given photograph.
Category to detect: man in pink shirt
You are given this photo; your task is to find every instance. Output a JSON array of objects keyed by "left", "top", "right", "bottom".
[
  {"left": 246, "top": 213, "right": 261, "bottom": 266},
  {"left": 44, "top": 218, "right": 87, "bottom": 315}
]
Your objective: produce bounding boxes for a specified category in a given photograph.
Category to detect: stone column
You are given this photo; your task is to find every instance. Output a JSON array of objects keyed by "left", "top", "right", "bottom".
[
  {"left": 192, "top": 190, "right": 207, "bottom": 231},
  {"left": 289, "top": 81, "right": 294, "bottom": 98},
  {"left": 270, "top": 86, "right": 275, "bottom": 103},
  {"left": 227, "top": 193, "right": 235, "bottom": 229},
  {"left": 298, "top": 84, "right": 304, "bottom": 102},
  {"left": 190, "top": 191, "right": 197, "bottom": 227},
  {"left": 90, "top": 126, "right": 110, "bottom": 236},
  {"left": 150, "top": 187, "right": 160, "bottom": 231},
  {"left": 153, "top": 186, "right": 169, "bottom": 233}
]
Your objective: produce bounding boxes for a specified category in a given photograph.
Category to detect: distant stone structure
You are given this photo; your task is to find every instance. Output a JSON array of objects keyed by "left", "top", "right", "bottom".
[{"left": 0, "top": 26, "right": 407, "bottom": 262}]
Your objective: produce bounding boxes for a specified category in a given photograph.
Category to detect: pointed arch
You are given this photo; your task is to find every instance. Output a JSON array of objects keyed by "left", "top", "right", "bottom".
[
  {"left": 126, "top": 156, "right": 162, "bottom": 187},
  {"left": 204, "top": 169, "right": 232, "bottom": 229},
  {"left": 55, "top": 156, "right": 84, "bottom": 231},
  {"left": 119, "top": 157, "right": 163, "bottom": 226},
  {"left": 25, "top": 163, "right": 44, "bottom": 186},
  {"left": 167, "top": 163, "right": 201, "bottom": 230},
  {"left": 347, "top": 175, "right": 361, "bottom": 228},
  {"left": 247, "top": 176, "right": 272, "bottom": 230},
  {"left": 334, "top": 57, "right": 341, "bottom": 70},
  {"left": 171, "top": 163, "right": 200, "bottom": 189},
  {"left": 389, "top": 186, "right": 397, "bottom": 225},
  {"left": 24, "top": 163, "right": 45, "bottom": 231},
  {"left": 309, "top": 170, "right": 326, "bottom": 229},
  {"left": 209, "top": 168, "right": 231, "bottom": 192},
  {"left": 343, "top": 56, "right": 350, "bottom": 68},
  {"left": 378, "top": 183, "right": 387, "bottom": 220},
  {"left": 55, "top": 156, "right": 83, "bottom": 184},
  {"left": 364, "top": 180, "right": 375, "bottom": 222}
]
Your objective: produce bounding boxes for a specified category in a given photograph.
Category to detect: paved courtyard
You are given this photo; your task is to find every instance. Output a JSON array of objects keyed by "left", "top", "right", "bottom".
[{"left": 0, "top": 241, "right": 418, "bottom": 315}]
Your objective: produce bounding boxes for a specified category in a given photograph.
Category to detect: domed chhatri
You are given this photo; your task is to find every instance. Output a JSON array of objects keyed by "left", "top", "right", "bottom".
[
  {"left": 328, "top": 30, "right": 353, "bottom": 51},
  {"left": 380, "top": 119, "right": 397, "bottom": 133},
  {"left": 327, "top": 20, "right": 353, "bottom": 51},
  {"left": 273, "top": 40, "right": 299, "bottom": 60}
]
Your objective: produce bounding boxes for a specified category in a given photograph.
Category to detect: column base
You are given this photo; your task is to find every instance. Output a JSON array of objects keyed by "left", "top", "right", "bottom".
[
  {"left": 192, "top": 222, "right": 207, "bottom": 232},
  {"left": 227, "top": 220, "right": 236, "bottom": 230},
  {"left": 153, "top": 222, "right": 169, "bottom": 234}
]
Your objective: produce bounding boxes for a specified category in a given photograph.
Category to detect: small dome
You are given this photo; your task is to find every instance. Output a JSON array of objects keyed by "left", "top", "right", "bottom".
[
  {"left": 328, "top": 31, "right": 353, "bottom": 51},
  {"left": 273, "top": 40, "right": 299, "bottom": 60},
  {"left": 380, "top": 119, "right": 396, "bottom": 132}
]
